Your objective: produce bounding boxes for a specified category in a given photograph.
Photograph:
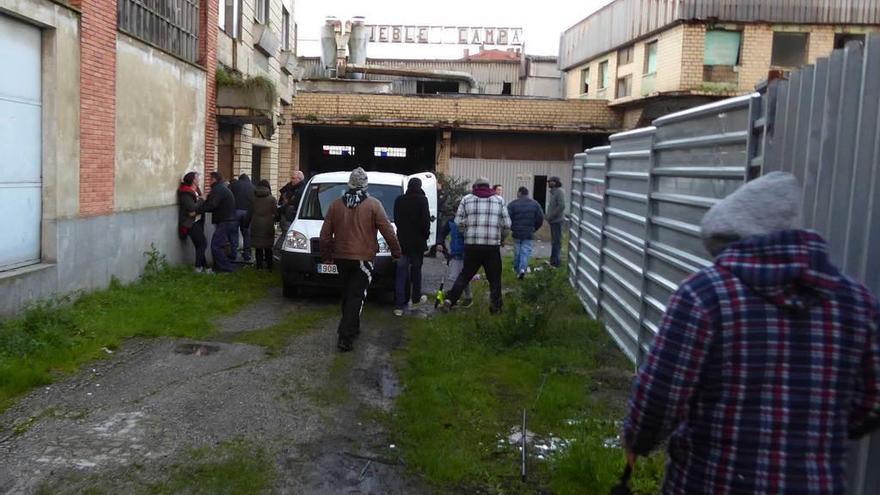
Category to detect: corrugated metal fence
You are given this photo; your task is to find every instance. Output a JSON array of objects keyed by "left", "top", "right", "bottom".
[{"left": 569, "top": 34, "right": 879, "bottom": 494}]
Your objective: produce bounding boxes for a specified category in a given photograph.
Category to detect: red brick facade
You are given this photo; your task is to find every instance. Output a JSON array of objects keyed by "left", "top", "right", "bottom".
[
  {"left": 199, "top": 0, "right": 218, "bottom": 191},
  {"left": 71, "top": 0, "right": 117, "bottom": 217}
]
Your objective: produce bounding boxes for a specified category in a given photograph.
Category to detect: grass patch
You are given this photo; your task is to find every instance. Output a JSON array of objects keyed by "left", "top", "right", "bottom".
[
  {"left": 393, "top": 263, "right": 664, "bottom": 494},
  {"left": 0, "top": 254, "right": 277, "bottom": 412},
  {"left": 232, "top": 307, "right": 336, "bottom": 355}
]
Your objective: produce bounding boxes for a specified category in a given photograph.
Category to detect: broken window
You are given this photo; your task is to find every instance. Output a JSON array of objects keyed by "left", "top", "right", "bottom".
[
  {"left": 374, "top": 147, "right": 407, "bottom": 158},
  {"left": 599, "top": 60, "right": 610, "bottom": 89},
  {"left": 644, "top": 41, "right": 658, "bottom": 74},
  {"left": 501, "top": 82, "right": 512, "bottom": 95},
  {"left": 322, "top": 145, "right": 355, "bottom": 156},
  {"left": 417, "top": 80, "right": 460, "bottom": 94},
  {"left": 834, "top": 33, "right": 866, "bottom": 49},
  {"left": 771, "top": 32, "right": 808, "bottom": 68},
  {"left": 255, "top": 0, "right": 269, "bottom": 24},
  {"left": 617, "top": 45, "right": 634, "bottom": 65},
  {"left": 580, "top": 67, "right": 590, "bottom": 95},
  {"left": 616, "top": 75, "right": 632, "bottom": 98},
  {"left": 703, "top": 29, "right": 742, "bottom": 84}
]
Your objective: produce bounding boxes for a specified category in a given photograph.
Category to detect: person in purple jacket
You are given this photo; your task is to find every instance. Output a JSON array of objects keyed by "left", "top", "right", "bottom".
[{"left": 623, "top": 172, "right": 880, "bottom": 494}]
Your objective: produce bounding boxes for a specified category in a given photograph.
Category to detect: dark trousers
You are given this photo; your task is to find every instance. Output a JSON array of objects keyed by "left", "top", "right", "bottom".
[
  {"left": 395, "top": 252, "right": 424, "bottom": 308},
  {"left": 550, "top": 222, "right": 563, "bottom": 267},
  {"left": 211, "top": 221, "right": 237, "bottom": 272},
  {"left": 188, "top": 220, "right": 207, "bottom": 268},
  {"left": 446, "top": 245, "right": 503, "bottom": 312},
  {"left": 254, "top": 248, "right": 273, "bottom": 270},
  {"left": 337, "top": 259, "right": 373, "bottom": 342},
  {"left": 231, "top": 209, "right": 252, "bottom": 260}
]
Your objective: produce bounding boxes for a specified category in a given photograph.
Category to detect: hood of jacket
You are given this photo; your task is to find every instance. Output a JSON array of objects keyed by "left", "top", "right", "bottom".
[
  {"left": 255, "top": 186, "right": 271, "bottom": 198},
  {"left": 343, "top": 188, "right": 369, "bottom": 209},
  {"left": 472, "top": 183, "right": 495, "bottom": 198},
  {"left": 716, "top": 230, "right": 842, "bottom": 311}
]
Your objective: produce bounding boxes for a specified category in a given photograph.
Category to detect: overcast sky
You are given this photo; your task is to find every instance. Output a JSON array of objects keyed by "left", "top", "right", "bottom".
[{"left": 295, "top": 0, "right": 612, "bottom": 59}]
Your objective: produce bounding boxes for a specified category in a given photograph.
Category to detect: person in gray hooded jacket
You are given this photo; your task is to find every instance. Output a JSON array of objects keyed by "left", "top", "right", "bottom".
[{"left": 545, "top": 176, "right": 567, "bottom": 267}]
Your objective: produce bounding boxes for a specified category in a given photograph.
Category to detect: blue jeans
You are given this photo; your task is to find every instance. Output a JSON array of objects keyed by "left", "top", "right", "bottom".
[
  {"left": 513, "top": 238, "right": 534, "bottom": 275},
  {"left": 231, "top": 209, "right": 251, "bottom": 260},
  {"left": 211, "top": 221, "right": 237, "bottom": 272},
  {"left": 550, "top": 222, "right": 563, "bottom": 267},
  {"left": 395, "top": 252, "right": 424, "bottom": 309}
]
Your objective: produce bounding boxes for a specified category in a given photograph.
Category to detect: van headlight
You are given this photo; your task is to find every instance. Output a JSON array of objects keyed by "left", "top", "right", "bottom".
[
  {"left": 377, "top": 236, "right": 390, "bottom": 254},
  {"left": 283, "top": 230, "right": 309, "bottom": 251}
]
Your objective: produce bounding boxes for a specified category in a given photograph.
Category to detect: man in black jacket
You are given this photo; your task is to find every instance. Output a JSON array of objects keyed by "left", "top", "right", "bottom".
[
  {"left": 198, "top": 171, "right": 237, "bottom": 272},
  {"left": 507, "top": 187, "right": 545, "bottom": 279},
  {"left": 229, "top": 173, "right": 255, "bottom": 262},
  {"left": 393, "top": 177, "right": 431, "bottom": 316}
]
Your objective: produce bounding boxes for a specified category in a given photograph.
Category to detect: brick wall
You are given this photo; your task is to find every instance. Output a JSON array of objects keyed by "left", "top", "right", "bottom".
[
  {"left": 739, "top": 24, "right": 773, "bottom": 92},
  {"left": 199, "top": 0, "right": 218, "bottom": 191},
  {"left": 291, "top": 93, "right": 622, "bottom": 132},
  {"left": 71, "top": 0, "right": 116, "bottom": 216},
  {"left": 807, "top": 27, "right": 835, "bottom": 64},
  {"left": 679, "top": 24, "right": 706, "bottom": 91}
]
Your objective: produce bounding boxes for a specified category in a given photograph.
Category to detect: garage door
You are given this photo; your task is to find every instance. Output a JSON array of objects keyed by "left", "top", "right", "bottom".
[{"left": 0, "top": 14, "right": 42, "bottom": 271}]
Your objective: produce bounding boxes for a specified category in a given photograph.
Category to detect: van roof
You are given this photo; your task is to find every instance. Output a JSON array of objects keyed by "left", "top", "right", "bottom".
[{"left": 308, "top": 171, "right": 408, "bottom": 186}]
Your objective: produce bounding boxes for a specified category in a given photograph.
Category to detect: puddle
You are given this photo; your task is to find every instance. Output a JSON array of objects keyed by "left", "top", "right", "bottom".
[{"left": 174, "top": 343, "right": 220, "bottom": 356}]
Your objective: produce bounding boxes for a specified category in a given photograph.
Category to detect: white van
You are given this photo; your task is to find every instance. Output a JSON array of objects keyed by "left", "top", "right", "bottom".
[{"left": 280, "top": 171, "right": 437, "bottom": 297}]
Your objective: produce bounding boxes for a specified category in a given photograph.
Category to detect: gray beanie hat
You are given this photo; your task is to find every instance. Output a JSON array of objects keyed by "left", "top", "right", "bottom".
[
  {"left": 701, "top": 171, "right": 803, "bottom": 256},
  {"left": 348, "top": 167, "right": 368, "bottom": 189},
  {"left": 473, "top": 177, "right": 491, "bottom": 187}
]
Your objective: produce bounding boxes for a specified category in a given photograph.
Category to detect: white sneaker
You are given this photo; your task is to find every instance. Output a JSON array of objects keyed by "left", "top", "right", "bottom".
[
  {"left": 204, "top": 268, "right": 214, "bottom": 275},
  {"left": 194, "top": 267, "right": 204, "bottom": 273},
  {"left": 393, "top": 309, "right": 404, "bottom": 317},
  {"left": 413, "top": 295, "right": 429, "bottom": 306}
]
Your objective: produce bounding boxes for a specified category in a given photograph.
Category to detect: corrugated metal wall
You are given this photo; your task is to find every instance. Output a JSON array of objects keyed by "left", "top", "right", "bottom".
[
  {"left": 449, "top": 158, "right": 572, "bottom": 206},
  {"left": 560, "top": 0, "right": 880, "bottom": 69},
  {"left": 568, "top": 35, "right": 879, "bottom": 495}
]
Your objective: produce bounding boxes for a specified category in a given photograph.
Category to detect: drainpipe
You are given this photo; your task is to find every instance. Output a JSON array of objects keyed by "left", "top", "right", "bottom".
[{"left": 344, "top": 63, "right": 480, "bottom": 93}]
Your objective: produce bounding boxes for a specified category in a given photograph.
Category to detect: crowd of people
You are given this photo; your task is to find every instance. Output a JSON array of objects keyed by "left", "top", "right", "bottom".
[{"left": 176, "top": 170, "right": 306, "bottom": 273}]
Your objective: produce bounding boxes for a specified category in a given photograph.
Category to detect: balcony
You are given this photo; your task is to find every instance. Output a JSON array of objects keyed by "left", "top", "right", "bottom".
[{"left": 216, "top": 67, "right": 277, "bottom": 127}]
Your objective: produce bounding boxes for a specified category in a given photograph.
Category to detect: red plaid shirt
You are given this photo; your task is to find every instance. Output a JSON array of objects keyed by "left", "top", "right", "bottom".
[{"left": 624, "top": 230, "right": 880, "bottom": 494}]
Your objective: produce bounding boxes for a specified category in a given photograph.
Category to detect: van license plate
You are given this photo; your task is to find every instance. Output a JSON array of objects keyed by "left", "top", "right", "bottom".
[{"left": 317, "top": 264, "right": 338, "bottom": 275}]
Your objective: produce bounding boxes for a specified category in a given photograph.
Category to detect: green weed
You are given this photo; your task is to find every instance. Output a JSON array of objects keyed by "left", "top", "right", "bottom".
[
  {"left": 393, "top": 263, "right": 664, "bottom": 493},
  {"left": 232, "top": 307, "right": 336, "bottom": 355},
  {"left": 0, "top": 260, "right": 277, "bottom": 411},
  {"left": 148, "top": 439, "right": 276, "bottom": 494}
]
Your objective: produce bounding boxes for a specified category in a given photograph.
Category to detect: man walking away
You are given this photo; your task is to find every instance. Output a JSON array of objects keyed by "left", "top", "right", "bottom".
[
  {"left": 320, "top": 167, "right": 401, "bottom": 352},
  {"left": 623, "top": 172, "right": 880, "bottom": 495},
  {"left": 443, "top": 177, "right": 511, "bottom": 314},
  {"left": 198, "top": 171, "right": 237, "bottom": 273},
  {"left": 229, "top": 173, "right": 255, "bottom": 262},
  {"left": 507, "top": 186, "right": 545, "bottom": 280},
  {"left": 545, "top": 176, "right": 566, "bottom": 267},
  {"left": 393, "top": 177, "right": 432, "bottom": 316}
]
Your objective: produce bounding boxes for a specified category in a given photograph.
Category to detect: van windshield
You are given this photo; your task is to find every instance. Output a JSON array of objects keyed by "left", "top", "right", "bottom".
[{"left": 299, "top": 183, "right": 402, "bottom": 221}]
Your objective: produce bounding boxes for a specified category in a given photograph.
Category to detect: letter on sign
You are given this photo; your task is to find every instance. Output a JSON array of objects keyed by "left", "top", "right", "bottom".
[
  {"left": 418, "top": 26, "right": 429, "bottom": 43},
  {"left": 392, "top": 26, "right": 402, "bottom": 43}
]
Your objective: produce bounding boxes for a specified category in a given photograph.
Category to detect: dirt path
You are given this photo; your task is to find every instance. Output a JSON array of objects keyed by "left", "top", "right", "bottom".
[{"left": 0, "top": 278, "right": 437, "bottom": 494}]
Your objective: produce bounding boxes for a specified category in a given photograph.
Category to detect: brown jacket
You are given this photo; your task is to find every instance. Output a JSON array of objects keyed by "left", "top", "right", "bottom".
[
  {"left": 250, "top": 186, "right": 277, "bottom": 249},
  {"left": 320, "top": 196, "right": 401, "bottom": 261}
]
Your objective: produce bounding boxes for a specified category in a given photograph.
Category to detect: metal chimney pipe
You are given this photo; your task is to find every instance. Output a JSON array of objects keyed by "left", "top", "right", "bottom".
[
  {"left": 320, "top": 17, "right": 339, "bottom": 78},
  {"left": 348, "top": 16, "right": 368, "bottom": 79}
]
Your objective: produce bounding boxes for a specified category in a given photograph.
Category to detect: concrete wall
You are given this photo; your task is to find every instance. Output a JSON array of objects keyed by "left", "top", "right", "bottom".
[
  {"left": 0, "top": 206, "right": 195, "bottom": 315},
  {"left": 115, "top": 34, "right": 206, "bottom": 211}
]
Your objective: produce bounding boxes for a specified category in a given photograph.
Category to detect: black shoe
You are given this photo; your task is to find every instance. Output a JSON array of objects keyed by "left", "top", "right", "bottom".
[
  {"left": 337, "top": 338, "right": 353, "bottom": 352},
  {"left": 517, "top": 272, "right": 525, "bottom": 281},
  {"left": 490, "top": 306, "right": 502, "bottom": 315}
]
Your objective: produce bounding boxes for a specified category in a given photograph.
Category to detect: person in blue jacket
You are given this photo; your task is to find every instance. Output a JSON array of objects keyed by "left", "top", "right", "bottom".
[
  {"left": 507, "top": 186, "right": 545, "bottom": 279},
  {"left": 437, "top": 209, "right": 473, "bottom": 307}
]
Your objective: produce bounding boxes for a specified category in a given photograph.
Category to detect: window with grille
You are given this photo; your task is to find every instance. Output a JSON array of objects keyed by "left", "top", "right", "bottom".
[
  {"left": 323, "top": 145, "right": 355, "bottom": 156},
  {"left": 771, "top": 32, "right": 808, "bottom": 68},
  {"left": 374, "top": 147, "right": 406, "bottom": 158},
  {"left": 117, "top": 0, "right": 200, "bottom": 63}
]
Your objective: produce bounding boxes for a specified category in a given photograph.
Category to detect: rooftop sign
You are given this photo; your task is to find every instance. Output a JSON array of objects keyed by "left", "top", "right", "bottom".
[{"left": 365, "top": 25, "right": 524, "bottom": 46}]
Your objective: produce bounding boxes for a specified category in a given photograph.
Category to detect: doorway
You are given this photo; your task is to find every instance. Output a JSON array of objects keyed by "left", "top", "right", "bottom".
[
  {"left": 218, "top": 126, "right": 235, "bottom": 181},
  {"left": 251, "top": 145, "right": 265, "bottom": 181},
  {"left": 533, "top": 175, "right": 548, "bottom": 212}
]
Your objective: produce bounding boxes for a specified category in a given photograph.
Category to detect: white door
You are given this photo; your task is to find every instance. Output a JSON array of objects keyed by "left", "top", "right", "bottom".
[
  {"left": 0, "top": 15, "right": 42, "bottom": 271},
  {"left": 407, "top": 172, "right": 438, "bottom": 245}
]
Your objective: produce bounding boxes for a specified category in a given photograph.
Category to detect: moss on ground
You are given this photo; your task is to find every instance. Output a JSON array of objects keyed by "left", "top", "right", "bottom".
[
  {"left": 231, "top": 307, "right": 336, "bottom": 356},
  {"left": 392, "top": 263, "right": 665, "bottom": 494}
]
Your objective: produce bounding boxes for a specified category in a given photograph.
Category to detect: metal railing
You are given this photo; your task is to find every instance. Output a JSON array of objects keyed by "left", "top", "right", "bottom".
[{"left": 569, "top": 34, "right": 880, "bottom": 495}]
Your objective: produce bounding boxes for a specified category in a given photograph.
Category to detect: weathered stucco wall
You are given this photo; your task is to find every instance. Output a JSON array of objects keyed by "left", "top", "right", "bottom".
[{"left": 115, "top": 34, "right": 206, "bottom": 211}]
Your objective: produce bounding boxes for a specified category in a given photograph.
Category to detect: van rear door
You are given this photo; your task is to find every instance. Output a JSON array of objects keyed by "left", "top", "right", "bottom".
[{"left": 407, "top": 172, "right": 438, "bottom": 245}]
